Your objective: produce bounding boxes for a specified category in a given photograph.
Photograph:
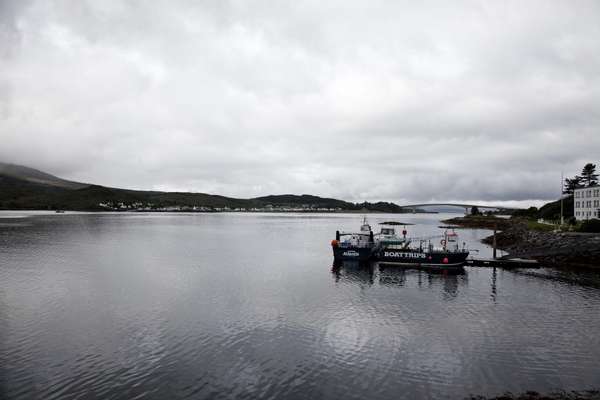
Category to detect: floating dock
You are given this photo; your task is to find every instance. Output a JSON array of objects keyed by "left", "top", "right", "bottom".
[{"left": 465, "top": 258, "right": 540, "bottom": 269}]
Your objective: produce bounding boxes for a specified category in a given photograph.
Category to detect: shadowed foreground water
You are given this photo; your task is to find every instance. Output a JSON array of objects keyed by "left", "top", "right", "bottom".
[{"left": 1, "top": 212, "right": 599, "bottom": 400}]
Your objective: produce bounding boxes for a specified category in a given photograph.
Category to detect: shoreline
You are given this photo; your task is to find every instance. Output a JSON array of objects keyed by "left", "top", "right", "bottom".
[
  {"left": 466, "top": 389, "right": 600, "bottom": 400},
  {"left": 443, "top": 216, "right": 600, "bottom": 269},
  {"left": 0, "top": 208, "right": 438, "bottom": 214}
]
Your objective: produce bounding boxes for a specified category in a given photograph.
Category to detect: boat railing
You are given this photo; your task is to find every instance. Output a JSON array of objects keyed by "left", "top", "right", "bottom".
[
  {"left": 376, "top": 234, "right": 468, "bottom": 253},
  {"left": 338, "top": 241, "right": 373, "bottom": 249},
  {"left": 338, "top": 232, "right": 372, "bottom": 237}
]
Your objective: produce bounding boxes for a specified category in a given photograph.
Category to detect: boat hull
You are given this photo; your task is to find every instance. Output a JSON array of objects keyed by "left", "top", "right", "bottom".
[
  {"left": 332, "top": 246, "right": 373, "bottom": 262},
  {"left": 375, "top": 249, "right": 469, "bottom": 269}
]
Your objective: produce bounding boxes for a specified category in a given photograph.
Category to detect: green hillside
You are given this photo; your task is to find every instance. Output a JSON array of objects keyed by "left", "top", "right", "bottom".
[
  {"left": 0, "top": 162, "right": 409, "bottom": 212},
  {"left": 253, "top": 194, "right": 355, "bottom": 209},
  {"left": 511, "top": 195, "right": 574, "bottom": 221},
  {"left": 0, "top": 162, "right": 87, "bottom": 189}
]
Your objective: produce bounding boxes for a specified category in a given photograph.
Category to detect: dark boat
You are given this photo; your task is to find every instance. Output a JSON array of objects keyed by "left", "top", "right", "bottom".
[
  {"left": 373, "top": 224, "right": 469, "bottom": 270},
  {"left": 331, "top": 217, "right": 375, "bottom": 263}
]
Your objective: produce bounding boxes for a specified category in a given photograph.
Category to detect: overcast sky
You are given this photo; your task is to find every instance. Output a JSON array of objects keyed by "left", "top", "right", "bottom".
[{"left": 1, "top": 1, "right": 599, "bottom": 207}]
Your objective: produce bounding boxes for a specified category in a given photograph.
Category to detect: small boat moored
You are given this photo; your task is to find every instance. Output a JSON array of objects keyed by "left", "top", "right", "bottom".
[
  {"left": 331, "top": 219, "right": 470, "bottom": 270},
  {"left": 331, "top": 217, "right": 375, "bottom": 263},
  {"left": 373, "top": 224, "right": 469, "bottom": 270}
]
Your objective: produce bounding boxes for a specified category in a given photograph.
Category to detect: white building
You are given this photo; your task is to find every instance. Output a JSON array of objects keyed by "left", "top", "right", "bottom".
[{"left": 574, "top": 186, "right": 600, "bottom": 220}]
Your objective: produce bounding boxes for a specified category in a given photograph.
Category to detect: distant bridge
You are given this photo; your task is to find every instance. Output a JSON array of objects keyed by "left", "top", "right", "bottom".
[{"left": 398, "top": 203, "right": 521, "bottom": 213}]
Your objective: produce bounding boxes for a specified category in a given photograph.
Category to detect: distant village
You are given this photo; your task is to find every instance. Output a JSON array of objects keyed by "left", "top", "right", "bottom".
[{"left": 97, "top": 201, "right": 343, "bottom": 213}]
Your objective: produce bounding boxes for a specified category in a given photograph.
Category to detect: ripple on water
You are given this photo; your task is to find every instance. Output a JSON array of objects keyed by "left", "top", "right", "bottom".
[{"left": 2, "top": 213, "right": 600, "bottom": 400}]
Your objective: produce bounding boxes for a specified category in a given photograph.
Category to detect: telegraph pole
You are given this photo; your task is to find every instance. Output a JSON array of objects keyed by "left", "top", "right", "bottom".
[{"left": 560, "top": 171, "right": 564, "bottom": 227}]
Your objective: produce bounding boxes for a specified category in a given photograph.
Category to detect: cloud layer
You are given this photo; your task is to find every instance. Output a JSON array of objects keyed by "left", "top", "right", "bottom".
[{"left": 1, "top": 0, "right": 600, "bottom": 206}]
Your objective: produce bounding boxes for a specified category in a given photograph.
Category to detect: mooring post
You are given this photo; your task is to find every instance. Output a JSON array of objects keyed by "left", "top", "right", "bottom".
[{"left": 492, "top": 223, "right": 497, "bottom": 260}]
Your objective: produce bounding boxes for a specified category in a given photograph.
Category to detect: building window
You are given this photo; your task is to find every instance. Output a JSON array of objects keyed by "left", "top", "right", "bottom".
[
  {"left": 595, "top": 189, "right": 599, "bottom": 197},
  {"left": 595, "top": 200, "right": 599, "bottom": 207},
  {"left": 587, "top": 201, "right": 592, "bottom": 207}
]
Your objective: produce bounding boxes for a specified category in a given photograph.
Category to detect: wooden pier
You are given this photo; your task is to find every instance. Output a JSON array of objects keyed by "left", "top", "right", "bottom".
[{"left": 463, "top": 224, "right": 541, "bottom": 269}]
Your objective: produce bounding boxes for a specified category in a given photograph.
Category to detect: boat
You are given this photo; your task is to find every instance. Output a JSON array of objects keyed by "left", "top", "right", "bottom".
[
  {"left": 374, "top": 221, "right": 411, "bottom": 246},
  {"left": 331, "top": 217, "right": 375, "bottom": 263},
  {"left": 372, "top": 224, "right": 469, "bottom": 270}
]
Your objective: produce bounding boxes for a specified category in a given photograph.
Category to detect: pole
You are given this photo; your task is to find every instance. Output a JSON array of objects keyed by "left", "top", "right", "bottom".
[
  {"left": 492, "top": 223, "right": 497, "bottom": 260},
  {"left": 560, "top": 171, "right": 564, "bottom": 227}
]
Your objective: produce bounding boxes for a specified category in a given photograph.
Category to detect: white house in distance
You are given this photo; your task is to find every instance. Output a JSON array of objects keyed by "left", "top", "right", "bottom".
[{"left": 574, "top": 186, "right": 600, "bottom": 220}]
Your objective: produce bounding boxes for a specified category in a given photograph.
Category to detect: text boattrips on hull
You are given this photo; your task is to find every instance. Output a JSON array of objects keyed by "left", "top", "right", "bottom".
[{"left": 331, "top": 219, "right": 469, "bottom": 270}]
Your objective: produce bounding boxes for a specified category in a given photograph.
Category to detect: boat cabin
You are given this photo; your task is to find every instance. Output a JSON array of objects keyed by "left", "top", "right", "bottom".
[
  {"left": 380, "top": 227, "right": 395, "bottom": 236},
  {"left": 334, "top": 217, "right": 375, "bottom": 249}
]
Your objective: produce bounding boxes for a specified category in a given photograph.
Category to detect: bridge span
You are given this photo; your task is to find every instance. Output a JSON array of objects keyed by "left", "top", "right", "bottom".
[{"left": 398, "top": 203, "right": 520, "bottom": 213}]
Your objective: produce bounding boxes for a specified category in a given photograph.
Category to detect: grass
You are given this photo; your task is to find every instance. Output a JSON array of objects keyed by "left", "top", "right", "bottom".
[{"left": 525, "top": 220, "right": 557, "bottom": 232}]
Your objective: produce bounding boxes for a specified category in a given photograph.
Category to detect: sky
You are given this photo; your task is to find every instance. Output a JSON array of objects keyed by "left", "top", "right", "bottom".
[{"left": 1, "top": 1, "right": 599, "bottom": 207}]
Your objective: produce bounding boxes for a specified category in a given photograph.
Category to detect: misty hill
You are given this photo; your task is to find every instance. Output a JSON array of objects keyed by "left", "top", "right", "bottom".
[
  {"left": 0, "top": 162, "right": 410, "bottom": 212},
  {"left": 0, "top": 162, "right": 88, "bottom": 190}
]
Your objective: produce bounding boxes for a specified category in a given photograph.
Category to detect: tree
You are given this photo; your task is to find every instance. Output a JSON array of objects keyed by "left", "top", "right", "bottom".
[
  {"left": 512, "top": 206, "right": 539, "bottom": 219},
  {"left": 580, "top": 163, "right": 598, "bottom": 187},
  {"left": 563, "top": 176, "right": 582, "bottom": 194},
  {"left": 470, "top": 206, "right": 481, "bottom": 216}
]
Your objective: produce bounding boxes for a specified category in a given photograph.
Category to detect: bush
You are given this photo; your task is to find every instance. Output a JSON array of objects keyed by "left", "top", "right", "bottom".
[
  {"left": 511, "top": 206, "right": 539, "bottom": 219},
  {"left": 578, "top": 219, "right": 600, "bottom": 233}
]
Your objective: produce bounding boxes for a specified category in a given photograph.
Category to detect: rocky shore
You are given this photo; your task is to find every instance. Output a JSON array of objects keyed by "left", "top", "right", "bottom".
[
  {"left": 466, "top": 389, "right": 600, "bottom": 400},
  {"left": 444, "top": 217, "right": 600, "bottom": 268}
]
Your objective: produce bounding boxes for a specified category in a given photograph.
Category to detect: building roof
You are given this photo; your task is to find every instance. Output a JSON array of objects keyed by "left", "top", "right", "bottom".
[{"left": 574, "top": 185, "right": 599, "bottom": 191}]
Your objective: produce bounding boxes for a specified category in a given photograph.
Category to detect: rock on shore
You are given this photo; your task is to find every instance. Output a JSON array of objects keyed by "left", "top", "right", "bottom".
[
  {"left": 466, "top": 389, "right": 600, "bottom": 400},
  {"left": 444, "top": 217, "right": 600, "bottom": 268}
]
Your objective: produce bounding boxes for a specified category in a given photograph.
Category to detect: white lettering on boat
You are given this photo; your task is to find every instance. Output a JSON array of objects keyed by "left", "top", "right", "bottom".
[
  {"left": 383, "top": 252, "right": 427, "bottom": 259},
  {"left": 342, "top": 250, "right": 360, "bottom": 257}
]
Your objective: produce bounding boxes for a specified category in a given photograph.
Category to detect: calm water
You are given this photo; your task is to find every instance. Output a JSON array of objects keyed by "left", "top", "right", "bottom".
[{"left": 1, "top": 212, "right": 600, "bottom": 400}]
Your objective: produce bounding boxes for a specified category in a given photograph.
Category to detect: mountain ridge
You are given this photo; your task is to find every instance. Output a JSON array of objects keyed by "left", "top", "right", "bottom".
[
  {"left": 0, "top": 162, "right": 413, "bottom": 212},
  {"left": 0, "top": 162, "right": 88, "bottom": 190}
]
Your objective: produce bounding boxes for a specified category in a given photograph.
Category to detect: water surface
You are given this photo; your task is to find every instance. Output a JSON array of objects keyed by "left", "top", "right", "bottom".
[{"left": 1, "top": 212, "right": 599, "bottom": 399}]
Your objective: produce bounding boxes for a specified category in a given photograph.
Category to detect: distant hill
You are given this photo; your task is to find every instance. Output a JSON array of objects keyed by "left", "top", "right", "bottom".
[
  {"left": 253, "top": 194, "right": 355, "bottom": 209},
  {"left": 0, "top": 162, "right": 409, "bottom": 212},
  {"left": 538, "top": 195, "right": 574, "bottom": 219},
  {"left": 0, "top": 162, "right": 88, "bottom": 190},
  {"left": 511, "top": 195, "right": 574, "bottom": 220}
]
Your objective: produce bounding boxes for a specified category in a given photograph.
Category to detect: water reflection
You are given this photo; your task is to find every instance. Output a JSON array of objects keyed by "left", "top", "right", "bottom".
[
  {"left": 331, "top": 261, "right": 374, "bottom": 285},
  {"left": 332, "top": 261, "right": 468, "bottom": 299},
  {"left": 3, "top": 212, "right": 600, "bottom": 400},
  {"left": 491, "top": 267, "right": 497, "bottom": 302}
]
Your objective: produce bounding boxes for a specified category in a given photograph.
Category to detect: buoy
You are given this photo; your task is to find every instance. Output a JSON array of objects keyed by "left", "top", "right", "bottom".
[
  {"left": 331, "top": 240, "right": 339, "bottom": 247},
  {"left": 443, "top": 257, "right": 449, "bottom": 264}
]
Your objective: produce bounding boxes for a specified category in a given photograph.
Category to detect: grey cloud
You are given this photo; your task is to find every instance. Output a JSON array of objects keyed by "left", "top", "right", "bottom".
[{"left": 1, "top": 0, "right": 599, "bottom": 207}]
